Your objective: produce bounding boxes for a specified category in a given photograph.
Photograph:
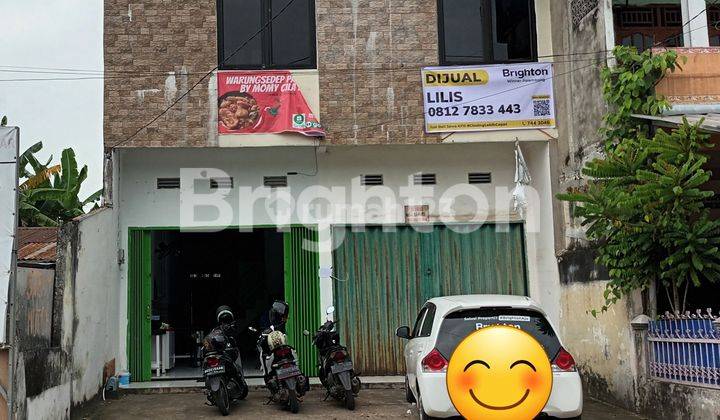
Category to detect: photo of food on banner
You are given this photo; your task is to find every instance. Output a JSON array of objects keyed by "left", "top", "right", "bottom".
[{"left": 217, "top": 70, "right": 324, "bottom": 137}]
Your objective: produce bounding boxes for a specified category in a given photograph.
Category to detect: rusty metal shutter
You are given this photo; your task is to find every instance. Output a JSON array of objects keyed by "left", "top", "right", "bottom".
[{"left": 332, "top": 224, "right": 527, "bottom": 375}]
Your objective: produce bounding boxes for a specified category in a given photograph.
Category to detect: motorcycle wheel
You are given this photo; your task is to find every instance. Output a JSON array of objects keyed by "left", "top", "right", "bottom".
[
  {"left": 344, "top": 389, "right": 355, "bottom": 411},
  {"left": 288, "top": 389, "right": 300, "bottom": 414},
  {"left": 215, "top": 381, "right": 230, "bottom": 416},
  {"left": 237, "top": 378, "right": 249, "bottom": 400}
]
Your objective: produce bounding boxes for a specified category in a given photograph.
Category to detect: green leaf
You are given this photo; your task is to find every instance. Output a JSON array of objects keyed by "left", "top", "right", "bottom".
[{"left": 82, "top": 189, "right": 103, "bottom": 206}]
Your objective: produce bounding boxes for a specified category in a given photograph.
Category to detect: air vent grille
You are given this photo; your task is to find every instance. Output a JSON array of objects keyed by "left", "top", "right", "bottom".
[
  {"left": 361, "top": 174, "right": 384, "bottom": 186},
  {"left": 264, "top": 176, "right": 288, "bottom": 188},
  {"left": 157, "top": 177, "right": 180, "bottom": 189},
  {"left": 413, "top": 173, "right": 437, "bottom": 185},
  {"left": 468, "top": 172, "right": 492, "bottom": 184},
  {"left": 210, "top": 177, "right": 234, "bottom": 189}
]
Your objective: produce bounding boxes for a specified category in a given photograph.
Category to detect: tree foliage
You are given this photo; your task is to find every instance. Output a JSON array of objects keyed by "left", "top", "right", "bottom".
[
  {"left": 18, "top": 142, "right": 102, "bottom": 227},
  {"left": 559, "top": 46, "right": 720, "bottom": 315}
]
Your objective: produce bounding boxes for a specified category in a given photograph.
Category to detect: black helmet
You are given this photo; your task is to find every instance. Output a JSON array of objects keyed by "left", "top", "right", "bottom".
[
  {"left": 269, "top": 300, "right": 289, "bottom": 326},
  {"left": 216, "top": 305, "right": 234, "bottom": 325}
]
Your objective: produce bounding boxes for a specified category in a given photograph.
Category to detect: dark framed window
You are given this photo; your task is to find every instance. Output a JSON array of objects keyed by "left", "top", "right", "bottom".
[
  {"left": 411, "top": 307, "right": 428, "bottom": 338},
  {"left": 419, "top": 303, "right": 437, "bottom": 337},
  {"left": 217, "top": 0, "right": 317, "bottom": 69},
  {"left": 437, "top": 0, "right": 537, "bottom": 65}
]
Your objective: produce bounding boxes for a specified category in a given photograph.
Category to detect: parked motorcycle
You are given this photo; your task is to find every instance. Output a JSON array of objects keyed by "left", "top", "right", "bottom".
[
  {"left": 304, "top": 306, "right": 361, "bottom": 410},
  {"left": 202, "top": 306, "right": 249, "bottom": 416},
  {"left": 250, "top": 324, "right": 309, "bottom": 413},
  {"left": 250, "top": 300, "right": 308, "bottom": 413}
]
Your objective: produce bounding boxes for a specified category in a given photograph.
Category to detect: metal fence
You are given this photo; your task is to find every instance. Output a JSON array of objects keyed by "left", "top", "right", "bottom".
[{"left": 648, "top": 311, "right": 720, "bottom": 389}]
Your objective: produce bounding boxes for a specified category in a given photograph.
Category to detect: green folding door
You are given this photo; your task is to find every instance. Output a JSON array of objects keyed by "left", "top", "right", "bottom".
[
  {"left": 127, "top": 229, "right": 153, "bottom": 382},
  {"left": 284, "top": 227, "right": 321, "bottom": 377}
]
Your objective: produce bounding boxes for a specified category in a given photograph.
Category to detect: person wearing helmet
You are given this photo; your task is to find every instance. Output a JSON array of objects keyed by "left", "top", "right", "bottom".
[
  {"left": 215, "top": 305, "right": 241, "bottom": 341},
  {"left": 216, "top": 305, "right": 235, "bottom": 326},
  {"left": 267, "top": 300, "right": 290, "bottom": 332}
]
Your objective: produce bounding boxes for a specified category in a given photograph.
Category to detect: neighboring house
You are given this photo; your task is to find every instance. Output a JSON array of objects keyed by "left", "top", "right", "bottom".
[
  {"left": 17, "top": 228, "right": 58, "bottom": 266},
  {"left": 555, "top": 1, "right": 720, "bottom": 419}
]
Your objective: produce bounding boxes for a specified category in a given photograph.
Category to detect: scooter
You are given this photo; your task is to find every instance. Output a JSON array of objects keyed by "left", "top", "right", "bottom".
[
  {"left": 250, "top": 325, "right": 309, "bottom": 413},
  {"left": 305, "top": 306, "right": 361, "bottom": 410},
  {"left": 202, "top": 325, "right": 249, "bottom": 416}
]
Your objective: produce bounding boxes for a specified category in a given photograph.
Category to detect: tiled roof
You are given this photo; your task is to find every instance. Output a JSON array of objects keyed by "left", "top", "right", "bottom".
[{"left": 17, "top": 227, "right": 58, "bottom": 262}]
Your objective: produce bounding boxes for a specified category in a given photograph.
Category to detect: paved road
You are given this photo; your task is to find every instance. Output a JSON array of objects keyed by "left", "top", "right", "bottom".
[{"left": 75, "top": 389, "right": 645, "bottom": 420}]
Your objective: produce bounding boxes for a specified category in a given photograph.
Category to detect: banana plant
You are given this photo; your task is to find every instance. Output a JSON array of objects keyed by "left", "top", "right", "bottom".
[{"left": 17, "top": 142, "right": 102, "bottom": 227}]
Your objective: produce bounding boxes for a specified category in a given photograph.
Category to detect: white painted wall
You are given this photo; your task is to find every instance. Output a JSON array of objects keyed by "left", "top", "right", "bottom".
[
  {"left": 25, "top": 383, "right": 71, "bottom": 420},
  {"left": 69, "top": 208, "right": 121, "bottom": 403},
  {"left": 21, "top": 208, "right": 121, "bottom": 419},
  {"left": 114, "top": 141, "right": 561, "bottom": 370}
]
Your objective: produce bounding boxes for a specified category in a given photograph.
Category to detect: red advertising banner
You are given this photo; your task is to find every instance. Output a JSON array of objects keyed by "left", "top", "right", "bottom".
[{"left": 217, "top": 70, "right": 324, "bottom": 137}]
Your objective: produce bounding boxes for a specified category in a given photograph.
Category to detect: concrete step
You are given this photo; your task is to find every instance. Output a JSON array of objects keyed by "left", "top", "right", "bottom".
[{"left": 120, "top": 376, "right": 405, "bottom": 395}]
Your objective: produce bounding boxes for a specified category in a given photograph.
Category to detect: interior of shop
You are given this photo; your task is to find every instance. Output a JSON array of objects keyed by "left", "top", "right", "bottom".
[{"left": 149, "top": 229, "right": 285, "bottom": 380}]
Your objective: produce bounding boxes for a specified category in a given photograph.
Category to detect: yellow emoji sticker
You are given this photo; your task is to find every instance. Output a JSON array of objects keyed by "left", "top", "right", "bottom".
[{"left": 446, "top": 326, "right": 553, "bottom": 420}]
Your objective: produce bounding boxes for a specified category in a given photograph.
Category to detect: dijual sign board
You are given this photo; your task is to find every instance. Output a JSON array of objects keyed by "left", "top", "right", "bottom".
[
  {"left": 421, "top": 63, "right": 556, "bottom": 133},
  {"left": 0, "top": 126, "right": 19, "bottom": 343},
  {"left": 217, "top": 70, "right": 324, "bottom": 137}
]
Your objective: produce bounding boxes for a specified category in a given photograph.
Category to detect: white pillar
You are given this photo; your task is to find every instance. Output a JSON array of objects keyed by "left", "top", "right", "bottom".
[
  {"left": 317, "top": 223, "right": 334, "bottom": 319},
  {"left": 681, "top": 0, "right": 710, "bottom": 47}
]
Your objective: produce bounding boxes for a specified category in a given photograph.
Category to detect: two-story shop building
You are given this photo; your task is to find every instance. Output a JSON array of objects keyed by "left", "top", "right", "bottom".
[{"left": 103, "top": 0, "right": 562, "bottom": 382}]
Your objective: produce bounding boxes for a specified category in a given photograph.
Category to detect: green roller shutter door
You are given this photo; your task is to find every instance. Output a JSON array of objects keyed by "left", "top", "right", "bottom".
[{"left": 332, "top": 224, "right": 527, "bottom": 375}]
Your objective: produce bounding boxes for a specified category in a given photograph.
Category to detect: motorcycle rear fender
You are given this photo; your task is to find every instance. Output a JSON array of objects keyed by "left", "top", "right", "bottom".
[
  {"left": 207, "top": 376, "right": 222, "bottom": 392},
  {"left": 337, "top": 370, "right": 352, "bottom": 391},
  {"left": 284, "top": 377, "right": 297, "bottom": 391}
]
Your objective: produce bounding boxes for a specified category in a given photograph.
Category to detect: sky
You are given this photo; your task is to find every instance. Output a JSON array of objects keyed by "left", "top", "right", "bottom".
[{"left": 0, "top": 0, "right": 103, "bottom": 197}]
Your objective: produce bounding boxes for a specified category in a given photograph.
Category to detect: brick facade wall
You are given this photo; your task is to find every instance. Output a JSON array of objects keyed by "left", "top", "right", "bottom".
[
  {"left": 316, "top": 1, "right": 440, "bottom": 144},
  {"left": 104, "top": 0, "right": 217, "bottom": 148},
  {"left": 103, "top": 0, "right": 442, "bottom": 148}
]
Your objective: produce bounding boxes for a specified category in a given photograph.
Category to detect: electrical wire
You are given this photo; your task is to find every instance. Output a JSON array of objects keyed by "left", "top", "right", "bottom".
[
  {"left": 328, "top": 59, "right": 603, "bottom": 137},
  {"left": 1, "top": 0, "right": 719, "bottom": 82},
  {"left": 287, "top": 141, "right": 320, "bottom": 177},
  {"left": 4, "top": 2, "right": 717, "bottom": 152},
  {"left": 1, "top": 13, "right": 719, "bottom": 83},
  {"left": 108, "top": 0, "right": 300, "bottom": 149}
]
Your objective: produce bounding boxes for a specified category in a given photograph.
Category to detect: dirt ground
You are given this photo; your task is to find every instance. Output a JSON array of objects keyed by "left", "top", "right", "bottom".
[{"left": 74, "top": 388, "right": 646, "bottom": 420}]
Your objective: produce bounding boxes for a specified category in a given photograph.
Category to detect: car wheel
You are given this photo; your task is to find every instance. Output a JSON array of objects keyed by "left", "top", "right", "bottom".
[{"left": 405, "top": 376, "right": 415, "bottom": 403}]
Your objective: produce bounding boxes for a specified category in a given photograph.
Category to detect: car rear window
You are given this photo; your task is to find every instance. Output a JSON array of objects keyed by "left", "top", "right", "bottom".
[{"left": 435, "top": 308, "right": 561, "bottom": 361}]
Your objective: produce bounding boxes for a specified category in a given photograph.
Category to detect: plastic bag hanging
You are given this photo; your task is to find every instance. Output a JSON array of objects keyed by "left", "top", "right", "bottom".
[{"left": 511, "top": 140, "right": 532, "bottom": 219}]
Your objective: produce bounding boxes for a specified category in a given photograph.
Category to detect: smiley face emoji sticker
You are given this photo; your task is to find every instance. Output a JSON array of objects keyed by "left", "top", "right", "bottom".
[{"left": 446, "top": 326, "right": 552, "bottom": 420}]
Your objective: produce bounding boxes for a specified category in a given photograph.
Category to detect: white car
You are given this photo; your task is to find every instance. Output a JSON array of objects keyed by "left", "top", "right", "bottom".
[{"left": 396, "top": 295, "right": 583, "bottom": 419}]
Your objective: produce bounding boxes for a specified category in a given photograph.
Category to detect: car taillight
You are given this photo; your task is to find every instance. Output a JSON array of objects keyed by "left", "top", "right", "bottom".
[
  {"left": 422, "top": 348, "right": 448, "bottom": 373},
  {"left": 206, "top": 357, "right": 220, "bottom": 368},
  {"left": 552, "top": 347, "right": 576, "bottom": 372},
  {"left": 331, "top": 350, "right": 346, "bottom": 362},
  {"left": 275, "top": 347, "right": 292, "bottom": 359}
]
